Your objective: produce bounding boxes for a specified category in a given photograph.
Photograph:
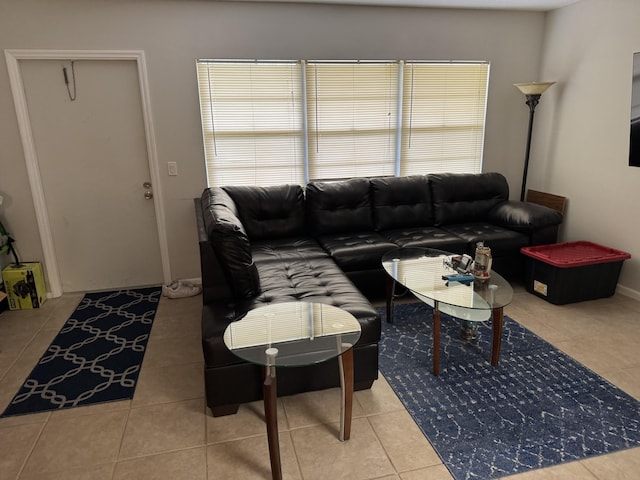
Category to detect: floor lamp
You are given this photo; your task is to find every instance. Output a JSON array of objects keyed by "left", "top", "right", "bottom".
[{"left": 513, "top": 82, "right": 556, "bottom": 201}]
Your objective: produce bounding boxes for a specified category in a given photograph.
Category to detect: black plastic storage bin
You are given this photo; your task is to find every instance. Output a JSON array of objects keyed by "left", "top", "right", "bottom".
[{"left": 521, "top": 241, "right": 631, "bottom": 305}]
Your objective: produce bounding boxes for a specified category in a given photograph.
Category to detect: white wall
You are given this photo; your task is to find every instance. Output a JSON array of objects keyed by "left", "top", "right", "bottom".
[
  {"left": 1, "top": 1, "right": 547, "bottom": 290},
  {"left": 532, "top": 0, "right": 640, "bottom": 297}
]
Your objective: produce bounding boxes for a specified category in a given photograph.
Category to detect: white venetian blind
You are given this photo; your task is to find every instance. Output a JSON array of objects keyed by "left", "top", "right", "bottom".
[
  {"left": 401, "top": 62, "right": 489, "bottom": 175},
  {"left": 306, "top": 61, "right": 398, "bottom": 181},
  {"left": 196, "top": 61, "right": 304, "bottom": 186}
]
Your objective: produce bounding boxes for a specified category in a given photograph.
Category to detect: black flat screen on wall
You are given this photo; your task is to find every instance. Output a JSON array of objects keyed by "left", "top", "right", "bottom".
[{"left": 630, "top": 52, "right": 640, "bottom": 167}]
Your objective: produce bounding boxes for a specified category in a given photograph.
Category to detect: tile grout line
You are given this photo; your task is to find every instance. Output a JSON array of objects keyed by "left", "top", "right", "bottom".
[
  {"left": 279, "top": 396, "right": 306, "bottom": 479},
  {"left": 362, "top": 413, "right": 402, "bottom": 478},
  {"left": 14, "top": 419, "right": 47, "bottom": 480},
  {"left": 113, "top": 397, "right": 134, "bottom": 477}
]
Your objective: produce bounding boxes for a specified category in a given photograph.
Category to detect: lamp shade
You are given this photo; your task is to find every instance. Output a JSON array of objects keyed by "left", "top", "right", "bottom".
[{"left": 513, "top": 82, "right": 556, "bottom": 95}]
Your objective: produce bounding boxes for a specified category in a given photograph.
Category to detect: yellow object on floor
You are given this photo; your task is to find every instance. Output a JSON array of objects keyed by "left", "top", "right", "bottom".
[{"left": 2, "top": 262, "right": 47, "bottom": 310}]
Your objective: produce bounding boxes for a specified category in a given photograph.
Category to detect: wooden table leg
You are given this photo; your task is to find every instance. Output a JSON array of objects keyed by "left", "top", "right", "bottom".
[
  {"left": 433, "top": 301, "right": 440, "bottom": 376},
  {"left": 491, "top": 307, "right": 504, "bottom": 366},
  {"left": 338, "top": 346, "right": 354, "bottom": 441},
  {"left": 385, "top": 276, "right": 395, "bottom": 323},
  {"left": 263, "top": 367, "right": 282, "bottom": 480}
]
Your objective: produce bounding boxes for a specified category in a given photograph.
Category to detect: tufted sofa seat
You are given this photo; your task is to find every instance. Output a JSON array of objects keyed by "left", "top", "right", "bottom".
[{"left": 195, "top": 172, "right": 563, "bottom": 416}]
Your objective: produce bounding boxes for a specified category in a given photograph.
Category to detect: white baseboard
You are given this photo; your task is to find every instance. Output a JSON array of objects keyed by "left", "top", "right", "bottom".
[{"left": 616, "top": 284, "right": 640, "bottom": 301}]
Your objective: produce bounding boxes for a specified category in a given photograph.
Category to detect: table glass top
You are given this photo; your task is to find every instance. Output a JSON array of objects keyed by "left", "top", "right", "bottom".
[
  {"left": 382, "top": 247, "right": 513, "bottom": 318},
  {"left": 223, "top": 302, "right": 362, "bottom": 368}
]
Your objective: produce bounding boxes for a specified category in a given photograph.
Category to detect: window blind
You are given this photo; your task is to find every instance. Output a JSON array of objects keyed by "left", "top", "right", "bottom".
[
  {"left": 401, "top": 62, "right": 489, "bottom": 175},
  {"left": 196, "top": 61, "right": 304, "bottom": 186},
  {"left": 305, "top": 62, "right": 398, "bottom": 180},
  {"left": 196, "top": 60, "right": 489, "bottom": 187}
]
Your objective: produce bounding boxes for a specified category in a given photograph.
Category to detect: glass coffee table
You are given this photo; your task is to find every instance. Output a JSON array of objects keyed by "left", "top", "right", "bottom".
[
  {"left": 382, "top": 247, "right": 513, "bottom": 376},
  {"left": 223, "top": 301, "right": 361, "bottom": 480}
]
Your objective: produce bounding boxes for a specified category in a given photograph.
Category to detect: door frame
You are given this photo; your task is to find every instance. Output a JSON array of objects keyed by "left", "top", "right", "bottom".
[{"left": 4, "top": 49, "right": 171, "bottom": 297}]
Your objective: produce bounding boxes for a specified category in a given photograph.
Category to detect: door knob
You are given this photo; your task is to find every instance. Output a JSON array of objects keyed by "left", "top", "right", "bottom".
[
  {"left": 144, "top": 190, "right": 153, "bottom": 200},
  {"left": 143, "top": 182, "right": 152, "bottom": 188}
]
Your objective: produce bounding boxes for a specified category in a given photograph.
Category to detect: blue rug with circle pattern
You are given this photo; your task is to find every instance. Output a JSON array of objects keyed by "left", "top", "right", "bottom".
[{"left": 378, "top": 302, "right": 640, "bottom": 480}]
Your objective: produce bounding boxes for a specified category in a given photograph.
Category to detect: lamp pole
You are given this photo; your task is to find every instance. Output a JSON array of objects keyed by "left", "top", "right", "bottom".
[
  {"left": 513, "top": 82, "right": 555, "bottom": 202},
  {"left": 520, "top": 94, "right": 540, "bottom": 202}
]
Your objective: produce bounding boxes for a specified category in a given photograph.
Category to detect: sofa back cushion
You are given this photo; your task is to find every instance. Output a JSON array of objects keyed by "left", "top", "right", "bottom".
[
  {"left": 429, "top": 172, "right": 509, "bottom": 226},
  {"left": 223, "top": 184, "right": 305, "bottom": 241},
  {"left": 371, "top": 175, "right": 433, "bottom": 230},
  {"left": 306, "top": 178, "right": 373, "bottom": 235},
  {"left": 201, "top": 188, "right": 260, "bottom": 298}
]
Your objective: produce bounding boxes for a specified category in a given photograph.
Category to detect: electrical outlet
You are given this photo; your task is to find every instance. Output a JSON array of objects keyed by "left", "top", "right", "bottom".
[{"left": 168, "top": 162, "right": 178, "bottom": 176}]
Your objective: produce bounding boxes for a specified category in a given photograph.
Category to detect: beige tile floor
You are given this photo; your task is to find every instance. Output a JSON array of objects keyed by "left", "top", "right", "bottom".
[{"left": 0, "top": 286, "right": 639, "bottom": 479}]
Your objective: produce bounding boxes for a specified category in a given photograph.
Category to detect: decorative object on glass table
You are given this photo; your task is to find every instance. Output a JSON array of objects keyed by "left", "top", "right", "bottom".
[
  {"left": 443, "top": 254, "right": 474, "bottom": 274},
  {"left": 442, "top": 273, "right": 475, "bottom": 286},
  {"left": 472, "top": 242, "right": 492, "bottom": 282}
]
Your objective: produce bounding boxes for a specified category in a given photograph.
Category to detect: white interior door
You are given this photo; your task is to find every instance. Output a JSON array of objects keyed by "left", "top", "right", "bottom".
[{"left": 20, "top": 59, "right": 164, "bottom": 292}]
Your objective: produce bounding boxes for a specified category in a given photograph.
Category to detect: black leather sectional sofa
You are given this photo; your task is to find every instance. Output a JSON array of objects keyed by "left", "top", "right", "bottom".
[{"left": 195, "top": 172, "right": 563, "bottom": 416}]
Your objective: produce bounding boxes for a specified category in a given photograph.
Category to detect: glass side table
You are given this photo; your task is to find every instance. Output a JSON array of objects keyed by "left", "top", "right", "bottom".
[{"left": 224, "top": 301, "right": 361, "bottom": 480}]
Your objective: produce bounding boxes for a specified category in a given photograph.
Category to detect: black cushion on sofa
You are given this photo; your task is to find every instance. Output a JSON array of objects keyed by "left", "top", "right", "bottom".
[
  {"left": 441, "top": 223, "right": 529, "bottom": 257},
  {"left": 371, "top": 175, "right": 434, "bottom": 230},
  {"left": 201, "top": 303, "right": 241, "bottom": 369},
  {"left": 382, "top": 226, "right": 467, "bottom": 253},
  {"left": 488, "top": 200, "right": 563, "bottom": 231},
  {"left": 251, "top": 237, "right": 329, "bottom": 264},
  {"left": 306, "top": 178, "right": 373, "bottom": 235},
  {"left": 429, "top": 172, "right": 509, "bottom": 226},
  {"left": 245, "top": 256, "right": 381, "bottom": 346},
  {"left": 200, "top": 247, "right": 380, "bottom": 371},
  {"left": 316, "top": 232, "right": 397, "bottom": 271},
  {"left": 201, "top": 188, "right": 260, "bottom": 299},
  {"left": 223, "top": 184, "right": 306, "bottom": 241}
]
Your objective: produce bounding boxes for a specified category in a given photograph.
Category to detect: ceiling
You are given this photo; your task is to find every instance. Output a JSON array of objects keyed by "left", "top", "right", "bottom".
[{"left": 226, "top": 0, "right": 581, "bottom": 11}]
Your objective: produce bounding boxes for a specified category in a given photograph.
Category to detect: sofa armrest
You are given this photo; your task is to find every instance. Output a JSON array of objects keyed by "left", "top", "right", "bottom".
[
  {"left": 488, "top": 200, "right": 563, "bottom": 233},
  {"left": 195, "top": 198, "right": 235, "bottom": 304},
  {"left": 198, "top": 189, "right": 261, "bottom": 300}
]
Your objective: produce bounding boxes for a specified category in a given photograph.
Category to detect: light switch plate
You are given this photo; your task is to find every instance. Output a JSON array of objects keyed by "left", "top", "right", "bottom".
[{"left": 168, "top": 162, "right": 178, "bottom": 176}]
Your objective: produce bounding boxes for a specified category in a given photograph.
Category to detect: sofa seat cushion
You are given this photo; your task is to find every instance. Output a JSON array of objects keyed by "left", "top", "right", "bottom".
[
  {"left": 251, "top": 238, "right": 329, "bottom": 263},
  {"left": 201, "top": 256, "right": 380, "bottom": 369},
  {"left": 441, "top": 223, "right": 529, "bottom": 257},
  {"left": 382, "top": 227, "right": 467, "bottom": 253},
  {"left": 249, "top": 256, "right": 379, "bottom": 330},
  {"left": 316, "top": 232, "right": 397, "bottom": 271}
]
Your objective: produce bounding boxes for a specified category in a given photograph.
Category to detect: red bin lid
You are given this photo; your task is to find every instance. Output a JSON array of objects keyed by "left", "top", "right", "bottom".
[{"left": 521, "top": 241, "right": 631, "bottom": 268}]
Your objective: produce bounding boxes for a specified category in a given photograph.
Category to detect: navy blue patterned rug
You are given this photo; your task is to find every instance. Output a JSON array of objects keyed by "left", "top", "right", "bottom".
[
  {"left": 1, "top": 287, "right": 161, "bottom": 417},
  {"left": 378, "top": 302, "right": 640, "bottom": 480}
]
